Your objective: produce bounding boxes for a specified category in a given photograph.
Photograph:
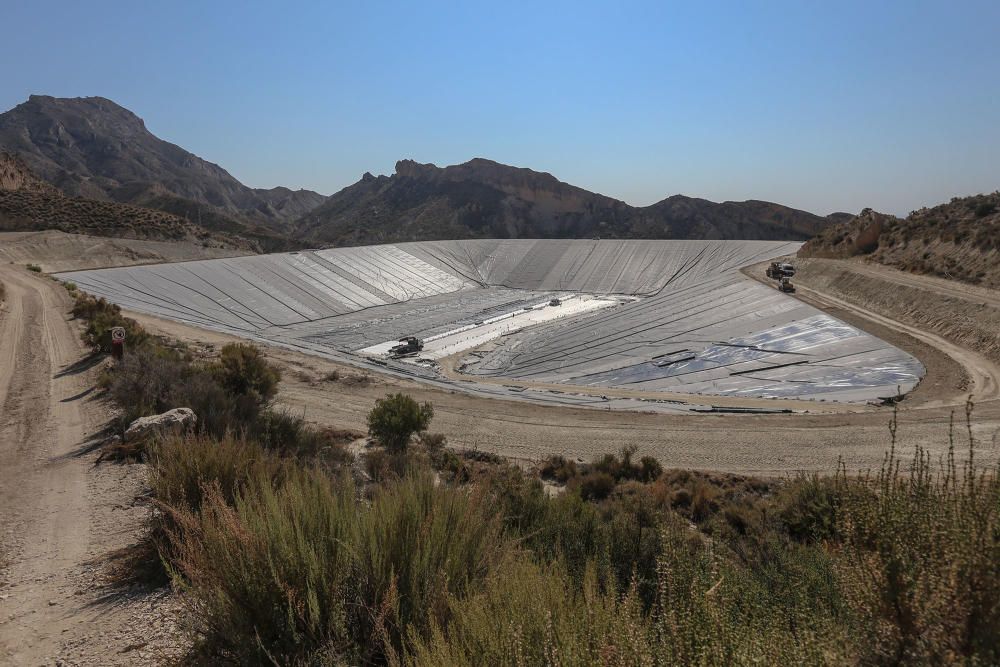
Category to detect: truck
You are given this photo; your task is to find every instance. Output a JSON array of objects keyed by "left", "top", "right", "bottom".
[
  {"left": 766, "top": 262, "right": 796, "bottom": 279},
  {"left": 389, "top": 336, "right": 423, "bottom": 358},
  {"left": 777, "top": 277, "right": 796, "bottom": 293}
]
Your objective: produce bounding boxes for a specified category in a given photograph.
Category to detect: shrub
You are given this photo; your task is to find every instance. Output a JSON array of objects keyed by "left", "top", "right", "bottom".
[
  {"left": 26, "top": 263, "right": 41, "bottom": 273},
  {"left": 577, "top": 471, "right": 615, "bottom": 501},
  {"left": 251, "top": 408, "right": 336, "bottom": 459},
  {"left": 208, "top": 343, "right": 280, "bottom": 406},
  {"left": 974, "top": 201, "right": 996, "bottom": 218},
  {"left": 778, "top": 474, "right": 843, "bottom": 542},
  {"left": 168, "top": 467, "right": 360, "bottom": 664},
  {"left": 71, "top": 293, "right": 149, "bottom": 352},
  {"left": 539, "top": 454, "right": 577, "bottom": 483},
  {"left": 356, "top": 474, "right": 508, "bottom": 661},
  {"left": 367, "top": 393, "right": 434, "bottom": 452},
  {"left": 149, "top": 434, "right": 286, "bottom": 516},
  {"left": 408, "top": 560, "right": 650, "bottom": 667},
  {"left": 835, "top": 435, "right": 1000, "bottom": 664}
]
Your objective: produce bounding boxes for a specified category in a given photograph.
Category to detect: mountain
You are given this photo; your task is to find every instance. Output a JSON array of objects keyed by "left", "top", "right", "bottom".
[
  {"left": 799, "top": 192, "right": 1000, "bottom": 288},
  {"left": 294, "top": 158, "right": 833, "bottom": 246},
  {"left": 0, "top": 96, "right": 833, "bottom": 248},
  {"left": 0, "top": 152, "right": 256, "bottom": 251},
  {"left": 0, "top": 95, "right": 326, "bottom": 228}
]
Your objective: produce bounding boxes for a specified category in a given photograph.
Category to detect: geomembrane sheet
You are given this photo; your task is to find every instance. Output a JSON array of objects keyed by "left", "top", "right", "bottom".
[{"left": 58, "top": 239, "right": 924, "bottom": 406}]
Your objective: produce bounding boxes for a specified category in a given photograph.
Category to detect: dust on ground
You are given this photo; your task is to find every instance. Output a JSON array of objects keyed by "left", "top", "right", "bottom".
[
  {"left": 0, "top": 230, "right": 249, "bottom": 273},
  {"left": 0, "top": 264, "right": 184, "bottom": 666}
]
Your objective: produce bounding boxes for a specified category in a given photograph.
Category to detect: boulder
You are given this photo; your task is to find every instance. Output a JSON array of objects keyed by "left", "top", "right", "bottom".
[{"left": 124, "top": 407, "right": 197, "bottom": 442}]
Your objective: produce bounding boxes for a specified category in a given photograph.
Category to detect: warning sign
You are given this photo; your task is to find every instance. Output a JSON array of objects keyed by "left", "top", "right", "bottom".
[{"left": 111, "top": 327, "right": 126, "bottom": 342}]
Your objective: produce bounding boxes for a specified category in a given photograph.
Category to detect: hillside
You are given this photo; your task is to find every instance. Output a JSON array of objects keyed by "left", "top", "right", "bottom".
[
  {"left": 0, "top": 95, "right": 326, "bottom": 228},
  {"left": 799, "top": 192, "right": 1000, "bottom": 288},
  {"left": 0, "top": 152, "right": 257, "bottom": 251},
  {"left": 294, "top": 158, "right": 833, "bottom": 246}
]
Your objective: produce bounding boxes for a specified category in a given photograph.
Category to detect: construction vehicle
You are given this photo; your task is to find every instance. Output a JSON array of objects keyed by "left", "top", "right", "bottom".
[
  {"left": 389, "top": 336, "right": 423, "bottom": 358},
  {"left": 778, "top": 277, "right": 796, "bottom": 293},
  {"left": 766, "top": 262, "right": 796, "bottom": 279}
]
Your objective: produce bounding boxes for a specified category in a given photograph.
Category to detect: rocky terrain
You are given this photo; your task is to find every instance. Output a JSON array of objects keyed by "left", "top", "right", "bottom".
[
  {"left": 800, "top": 192, "right": 1000, "bottom": 288},
  {"left": 0, "top": 152, "right": 257, "bottom": 251},
  {"left": 2, "top": 96, "right": 838, "bottom": 248},
  {"left": 0, "top": 95, "right": 325, "bottom": 229},
  {"left": 296, "top": 158, "right": 833, "bottom": 246}
]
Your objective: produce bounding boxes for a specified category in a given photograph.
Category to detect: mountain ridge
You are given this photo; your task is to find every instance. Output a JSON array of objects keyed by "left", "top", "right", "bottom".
[
  {"left": 0, "top": 151, "right": 258, "bottom": 251},
  {"left": 1, "top": 95, "right": 835, "bottom": 248},
  {"left": 295, "top": 157, "right": 834, "bottom": 246},
  {"left": 0, "top": 95, "right": 326, "bottom": 228}
]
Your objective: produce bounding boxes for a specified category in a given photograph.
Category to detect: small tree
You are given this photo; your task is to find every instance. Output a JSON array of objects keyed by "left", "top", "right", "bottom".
[
  {"left": 210, "top": 343, "right": 280, "bottom": 405},
  {"left": 367, "top": 393, "right": 434, "bottom": 452}
]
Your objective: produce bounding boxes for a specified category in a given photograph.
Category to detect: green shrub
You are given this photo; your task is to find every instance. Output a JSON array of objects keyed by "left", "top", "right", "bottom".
[
  {"left": 356, "top": 474, "right": 508, "bottom": 661},
  {"left": 367, "top": 393, "right": 434, "bottom": 452},
  {"left": 26, "top": 263, "right": 41, "bottom": 273},
  {"left": 778, "top": 474, "right": 843, "bottom": 542},
  {"left": 168, "top": 466, "right": 360, "bottom": 664},
  {"left": 974, "top": 201, "right": 996, "bottom": 218},
  {"left": 208, "top": 343, "right": 280, "bottom": 405},
  {"left": 71, "top": 293, "right": 149, "bottom": 352},
  {"left": 149, "top": 434, "right": 286, "bottom": 515},
  {"left": 408, "top": 559, "right": 650, "bottom": 667}
]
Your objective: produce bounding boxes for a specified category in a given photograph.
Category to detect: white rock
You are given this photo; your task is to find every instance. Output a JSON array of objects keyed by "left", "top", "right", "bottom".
[{"left": 124, "top": 408, "right": 197, "bottom": 443}]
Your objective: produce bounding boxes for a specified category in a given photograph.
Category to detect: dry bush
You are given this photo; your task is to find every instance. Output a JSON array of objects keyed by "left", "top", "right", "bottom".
[
  {"left": 835, "top": 408, "right": 1000, "bottom": 664},
  {"left": 539, "top": 454, "right": 578, "bottom": 483}
]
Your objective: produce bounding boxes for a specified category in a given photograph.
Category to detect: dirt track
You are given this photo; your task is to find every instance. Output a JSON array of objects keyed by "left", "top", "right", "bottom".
[{"left": 0, "top": 265, "right": 179, "bottom": 666}]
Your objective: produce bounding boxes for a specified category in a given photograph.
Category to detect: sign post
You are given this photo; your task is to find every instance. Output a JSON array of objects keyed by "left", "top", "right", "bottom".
[{"left": 110, "top": 326, "right": 126, "bottom": 360}]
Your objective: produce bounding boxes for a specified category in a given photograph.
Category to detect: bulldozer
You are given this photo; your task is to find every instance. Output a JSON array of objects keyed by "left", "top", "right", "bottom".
[
  {"left": 777, "top": 277, "right": 796, "bottom": 293},
  {"left": 389, "top": 336, "right": 423, "bottom": 358},
  {"left": 766, "top": 262, "right": 795, "bottom": 279}
]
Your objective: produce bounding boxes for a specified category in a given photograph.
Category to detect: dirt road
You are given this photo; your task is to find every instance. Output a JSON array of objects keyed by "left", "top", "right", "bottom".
[{"left": 0, "top": 265, "right": 178, "bottom": 666}]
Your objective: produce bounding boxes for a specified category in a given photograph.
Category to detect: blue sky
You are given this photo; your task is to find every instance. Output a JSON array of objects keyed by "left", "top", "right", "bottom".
[{"left": 3, "top": 0, "right": 998, "bottom": 215}]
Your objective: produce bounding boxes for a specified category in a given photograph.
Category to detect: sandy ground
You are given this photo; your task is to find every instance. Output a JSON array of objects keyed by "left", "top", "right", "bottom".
[
  {"left": 0, "top": 264, "right": 182, "bottom": 666},
  {"left": 0, "top": 230, "right": 248, "bottom": 273}
]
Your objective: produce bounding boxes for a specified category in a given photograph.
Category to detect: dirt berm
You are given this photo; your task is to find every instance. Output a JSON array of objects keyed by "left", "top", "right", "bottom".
[{"left": 791, "top": 257, "right": 1000, "bottom": 364}]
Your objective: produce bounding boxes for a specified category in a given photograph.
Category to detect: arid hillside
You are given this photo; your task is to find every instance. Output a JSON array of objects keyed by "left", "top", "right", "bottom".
[
  {"left": 800, "top": 192, "right": 1000, "bottom": 288},
  {"left": 0, "top": 152, "right": 257, "bottom": 251},
  {"left": 294, "top": 158, "right": 833, "bottom": 246},
  {"left": 0, "top": 95, "right": 326, "bottom": 228}
]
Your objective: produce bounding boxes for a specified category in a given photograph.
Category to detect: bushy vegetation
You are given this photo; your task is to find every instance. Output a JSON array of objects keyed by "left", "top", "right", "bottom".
[
  {"left": 71, "top": 292, "right": 149, "bottom": 351},
  {"left": 137, "top": 397, "right": 998, "bottom": 665},
  {"left": 25, "top": 262, "right": 42, "bottom": 272},
  {"left": 77, "top": 283, "right": 997, "bottom": 665}
]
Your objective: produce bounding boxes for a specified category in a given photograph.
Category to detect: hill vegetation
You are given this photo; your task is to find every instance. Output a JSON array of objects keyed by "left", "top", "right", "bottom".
[
  {"left": 0, "top": 153, "right": 257, "bottom": 251},
  {"left": 800, "top": 192, "right": 1000, "bottom": 288}
]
